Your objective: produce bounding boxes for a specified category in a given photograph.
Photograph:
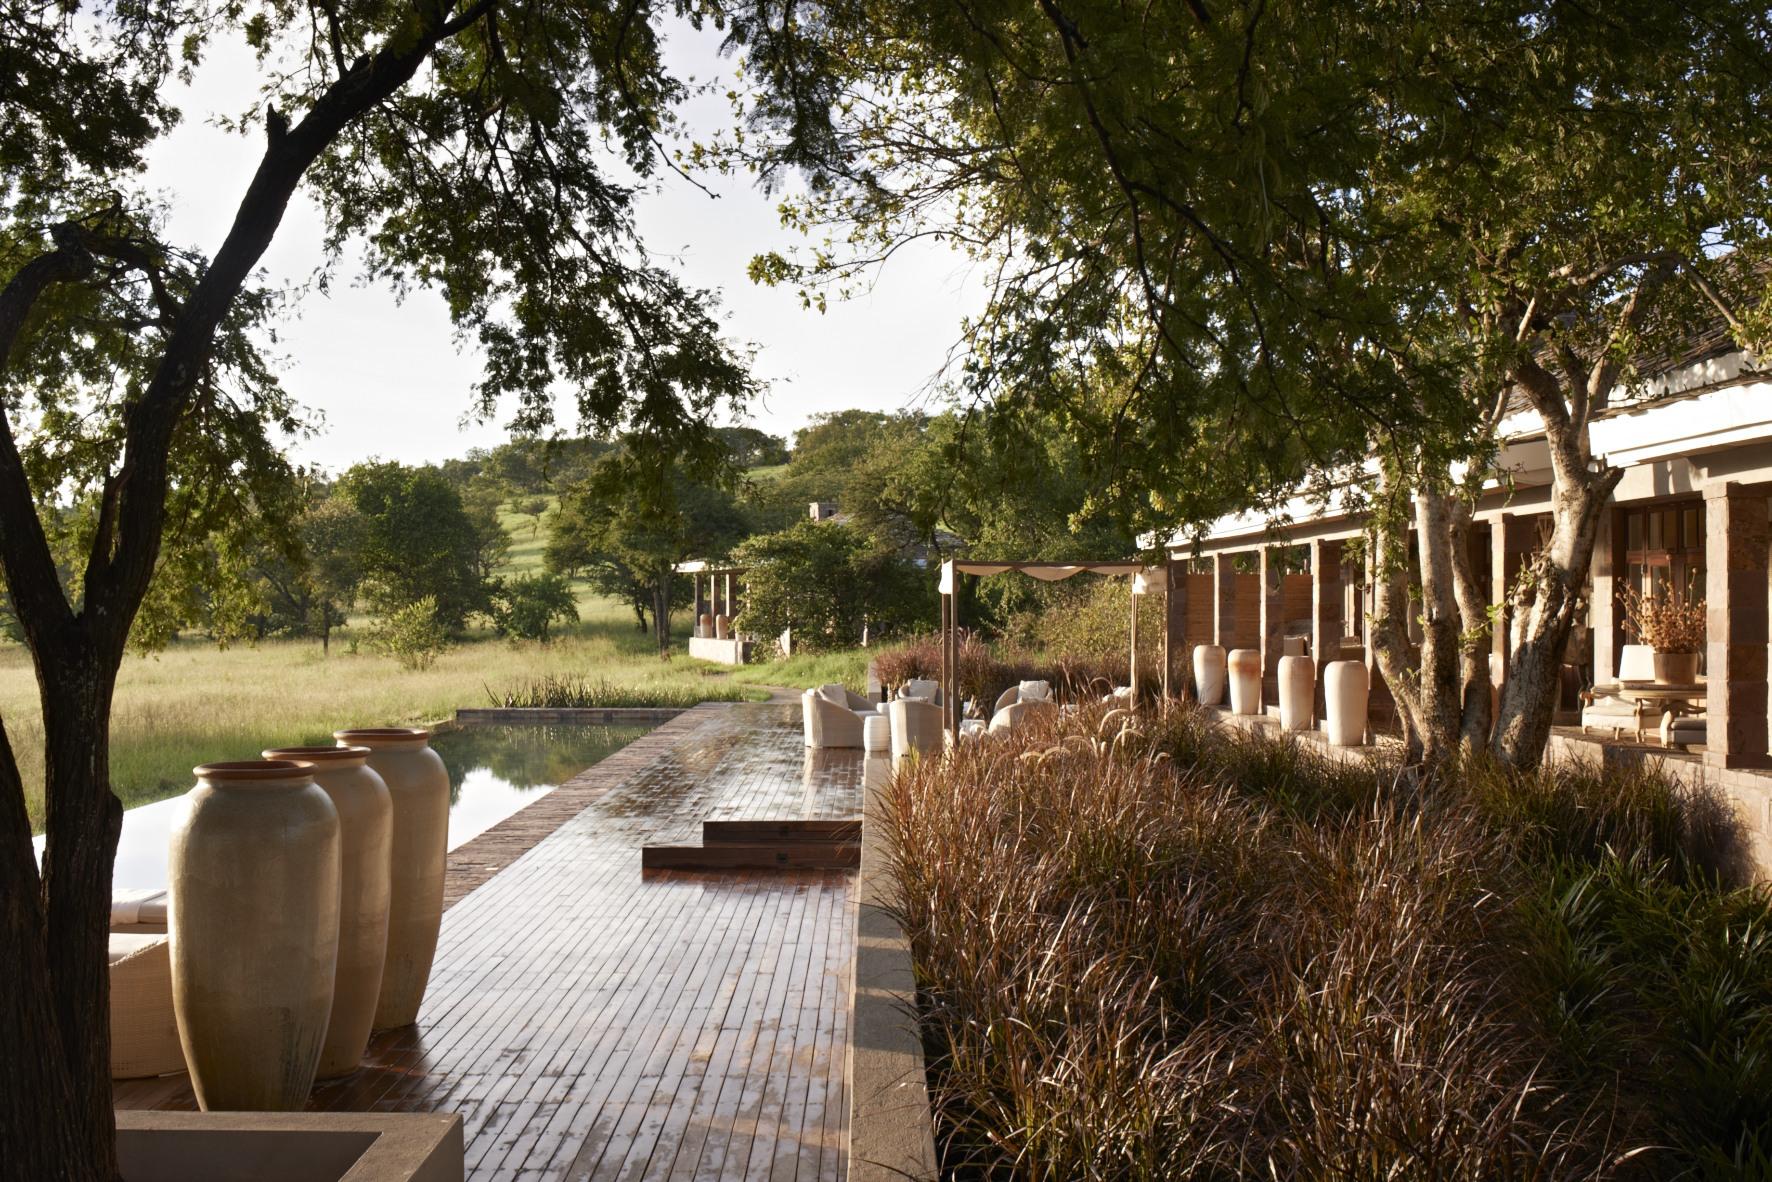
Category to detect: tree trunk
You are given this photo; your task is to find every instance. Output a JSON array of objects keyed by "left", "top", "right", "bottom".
[
  {"left": 1490, "top": 356, "right": 1625, "bottom": 769},
  {"left": 1, "top": 648, "right": 123, "bottom": 1182},
  {"left": 1447, "top": 501, "right": 1496, "bottom": 749},
  {"left": 1368, "top": 486, "right": 1427, "bottom": 763},
  {"left": 1491, "top": 474, "right": 1617, "bottom": 767},
  {"left": 1411, "top": 484, "right": 1466, "bottom": 765}
]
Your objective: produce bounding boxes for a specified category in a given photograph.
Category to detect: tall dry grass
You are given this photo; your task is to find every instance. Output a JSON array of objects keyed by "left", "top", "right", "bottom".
[{"left": 882, "top": 702, "right": 1772, "bottom": 1179}]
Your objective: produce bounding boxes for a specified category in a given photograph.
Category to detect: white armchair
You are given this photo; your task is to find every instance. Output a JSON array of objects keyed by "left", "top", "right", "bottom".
[
  {"left": 897, "top": 677, "right": 942, "bottom": 704},
  {"left": 1581, "top": 644, "right": 1656, "bottom": 737},
  {"left": 991, "top": 680, "right": 1052, "bottom": 718},
  {"left": 803, "top": 684, "right": 869, "bottom": 748},
  {"left": 989, "top": 698, "right": 1058, "bottom": 735},
  {"left": 890, "top": 697, "right": 944, "bottom": 760}
]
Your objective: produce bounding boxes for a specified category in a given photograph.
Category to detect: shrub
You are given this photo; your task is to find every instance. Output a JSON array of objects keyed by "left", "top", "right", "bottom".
[
  {"left": 886, "top": 701, "right": 1772, "bottom": 1179},
  {"left": 488, "top": 573, "right": 579, "bottom": 642},
  {"left": 366, "top": 596, "right": 450, "bottom": 670}
]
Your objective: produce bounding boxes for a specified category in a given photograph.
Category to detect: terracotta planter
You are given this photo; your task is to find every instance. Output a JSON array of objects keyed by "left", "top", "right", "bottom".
[
  {"left": 1278, "top": 654, "right": 1315, "bottom": 732},
  {"left": 335, "top": 728, "right": 449, "bottom": 1030},
  {"left": 1652, "top": 651, "right": 1700, "bottom": 685},
  {"left": 169, "top": 761, "right": 340, "bottom": 1111},
  {"left": 1192, "top": 645, "right": 1227, "bottom": 707},
  {"left": 1324, "top": 660, "right": 1370, "bottom": 746},
  {"left": 264, "top": 745, "right": 394, "bottom": 1079},
  {"left": 1227, "top": 648, "right": 1262, "bottom": 715}
]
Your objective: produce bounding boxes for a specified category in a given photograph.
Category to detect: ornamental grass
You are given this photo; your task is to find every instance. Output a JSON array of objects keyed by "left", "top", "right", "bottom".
[{"left": 880, "top": 703, "right": 1770, "bottom": 1179}]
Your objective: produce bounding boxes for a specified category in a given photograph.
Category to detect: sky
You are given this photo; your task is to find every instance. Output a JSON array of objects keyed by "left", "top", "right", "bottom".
[{"left": 141, "top": 19, "right": 984, "bottom": 473}]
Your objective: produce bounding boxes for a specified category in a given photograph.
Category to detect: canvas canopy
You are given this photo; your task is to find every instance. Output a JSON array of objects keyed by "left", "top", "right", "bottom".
[{"left": 935, "top": 559, "right": 1174, "bottom": 740}]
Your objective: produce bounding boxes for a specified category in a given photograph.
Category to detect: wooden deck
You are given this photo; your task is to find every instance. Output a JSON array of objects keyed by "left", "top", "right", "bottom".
[{"left": 117, "top": 703, "right": 866, "bottom": 1181}]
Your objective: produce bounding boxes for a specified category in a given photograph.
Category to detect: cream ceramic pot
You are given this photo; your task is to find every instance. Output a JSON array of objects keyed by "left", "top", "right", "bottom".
[
  {"left": 1227, "top": 648, "right": 1262, "bottom": 716},
  {"left": 264, "top": 745, "right": 394, "bottom": 1078},
  {"left": 169, "top": 760, "right": 340, "bottom": 1111},
  {"left": 335, "top": 728, "right": 450, "bottom": 1029},
  {"left": 1192, "top": 645, "right": 1227, "bottom": 707},
  {"left": 1277, "top": 654, "right": 1316, "bottom": 732},
  {"left": 1324, "top": 660, "right": 1371, "bottom": 747}
]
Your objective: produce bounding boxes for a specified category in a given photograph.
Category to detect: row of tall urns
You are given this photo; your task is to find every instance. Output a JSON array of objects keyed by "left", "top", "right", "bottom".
[
  {"left": 168, "top": 728, "right": 450, "bottom": 1111},
  {"left": 1190, "top": 645, "right": 1370, "bottom": 746}
]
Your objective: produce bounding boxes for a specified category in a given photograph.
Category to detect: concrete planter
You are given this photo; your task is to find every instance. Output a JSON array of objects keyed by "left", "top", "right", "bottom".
[
  {"left": 1227, "top": 648, "right": 1262, "bottom": 715},
  {"left": 1324, "top": 660, "right": 1370, "bottom": 746},
  {"left": 1278, "top": 654, "right": 1315, "bottom": 732},
  {"left": 335, "top": 729, "right": 449, "bottom": 1030},
  {"left": 1652, "top": 651, "right": 1700, "bottom": 685},
  {"left": 116, "top": 1111, "right": 463, "bottom": 1182},
  {"left": 1192, "top": 645, "right": 1227, "bottom": 707},
  {"left": 264, "top": 746, "right": 394, "bottom": 1079},
  {"left": 170, "top": 761, "right": 340, "bottom": 1111}
]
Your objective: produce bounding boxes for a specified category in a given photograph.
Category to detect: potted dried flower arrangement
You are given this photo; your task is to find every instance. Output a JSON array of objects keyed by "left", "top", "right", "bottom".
[{"left": 1619, "top": 585, "right": 1706, "bottom": 684}]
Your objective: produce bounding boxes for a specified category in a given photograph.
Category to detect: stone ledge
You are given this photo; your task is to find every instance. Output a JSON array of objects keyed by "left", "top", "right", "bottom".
[
  {"left": 453, "top": 706, "right": 688, "bottom": 725},
  {"left": 848, "top": 772, "right": 939, "bottom": 1182},
  {"left": 115, "top": 1111, "right": 463, "bottom": 1182}
]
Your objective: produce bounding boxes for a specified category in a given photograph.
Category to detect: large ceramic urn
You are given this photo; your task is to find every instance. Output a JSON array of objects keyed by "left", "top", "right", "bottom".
[
  {"left": 264, "top": 745, "right": 393, "bottom": 1078},
  {"left": 1277, "top": 654, "right": 1315, "bottom": 732},
  {"left": 169, "top": 760, "right": 340, "bottom": 1111},
  {"left": 1227, "top": 648, "right": 1262, "bottom": 716},
  {"left": 1192, "top": 645, "right": 1227, "bottom": 707},
  {"left": 1324, "top": 660, "right": 1370, "bottom": 747},
  {"left": 334, "top": 728, "right": 450, "bottom": 1030}
]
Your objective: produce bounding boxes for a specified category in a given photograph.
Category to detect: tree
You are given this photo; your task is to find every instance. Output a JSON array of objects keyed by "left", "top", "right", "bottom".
[
  {"left": 489, "top": 573, "right": 579, "bottom": 643},
  {"left": 459, "top": 475, "right": 513, "bottom": 589},
  {"left": 718, "top": 425, "right": 789, "bottom": 468},
  {"left": 737, "top": 0, "right": 1771, "bottom": 768},
  {"left": 734, "top": 519, "right": 931, "bottom": 650},
  {"left": 336, "top": 461, "right": 490, "bottom": 630},
  {"left": 545, "top": 445, "right": 748, "bottom": 653},
  {"left": 0, "top": 2, "right": 801, "bottom": 1172},
  {"left": 244, "top": 485, "right": 366, "bottom": 650}
]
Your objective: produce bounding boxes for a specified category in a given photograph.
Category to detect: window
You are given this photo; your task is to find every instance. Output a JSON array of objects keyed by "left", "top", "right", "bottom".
[{"left": 1620, "top": 501, "right": 1705, "bottom": 605}]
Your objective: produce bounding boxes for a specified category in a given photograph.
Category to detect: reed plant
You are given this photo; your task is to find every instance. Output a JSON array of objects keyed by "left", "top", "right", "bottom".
[
  {"left": 486, "top": 673, "right": 752, "bottom": 709},
  {"left": 882, "top": 702, "right": 1772, "bottom": 1179}
]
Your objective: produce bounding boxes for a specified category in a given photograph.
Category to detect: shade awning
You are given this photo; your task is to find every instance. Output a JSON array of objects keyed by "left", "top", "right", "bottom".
[{"left": 940, "top": 559, "right": 1167, "bottom": 594}]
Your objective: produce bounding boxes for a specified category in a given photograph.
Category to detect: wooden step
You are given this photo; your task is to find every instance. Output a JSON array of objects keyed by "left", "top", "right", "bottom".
[
  {"left": 641, "top": 841, "right": 860, "bottom": 871},
  {"left": 701, "top": 819, "right": 861, "bottom": 845}
]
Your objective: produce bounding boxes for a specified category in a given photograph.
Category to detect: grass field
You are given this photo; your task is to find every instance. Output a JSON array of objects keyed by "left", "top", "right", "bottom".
[{"left": 6, "top": 508, "right": 872, "bottom": 829}]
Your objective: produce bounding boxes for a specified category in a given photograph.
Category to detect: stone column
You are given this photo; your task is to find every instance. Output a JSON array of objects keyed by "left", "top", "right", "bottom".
[
  {"left": 1259, "top": 545, "right": 1284, "bottom": 707},
  {"left": 1705, "top": 483, "right": 1771, "bottom": 769},
  {"left": 1165, "top": 557, "right": 1187, "bottom": 698},
  {"left": 1490, "top": 514, "right": 1531, "bottom": 679},
  {"left": 1310, "top": 538, "right": 1345, "bottom": 719},
  {"left": 1212, "top": 552, "right": 1237, "bottom": 650},
  {"left": 1591, "top": 509, "right": 1621, "bottom": 688}
]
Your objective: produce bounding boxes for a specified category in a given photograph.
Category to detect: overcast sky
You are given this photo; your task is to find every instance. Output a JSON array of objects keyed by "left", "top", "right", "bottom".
[{"left": 142, "top": 20, "right": 983, "bottom": 473}]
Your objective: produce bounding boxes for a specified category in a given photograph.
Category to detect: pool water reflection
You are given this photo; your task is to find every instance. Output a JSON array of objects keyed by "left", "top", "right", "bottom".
[{"left": 39, "top": 723, "right": 652, "bottom": 892}]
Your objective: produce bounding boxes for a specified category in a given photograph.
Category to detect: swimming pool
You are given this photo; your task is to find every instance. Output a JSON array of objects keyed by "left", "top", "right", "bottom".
[{"left": 36, "top": 722, "right": 652, "bottom": 892}]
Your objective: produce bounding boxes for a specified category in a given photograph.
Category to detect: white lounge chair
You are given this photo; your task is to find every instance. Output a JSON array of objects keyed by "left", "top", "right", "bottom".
[{"left": 897, "top": 677, "right": 943, "bottom": 704}]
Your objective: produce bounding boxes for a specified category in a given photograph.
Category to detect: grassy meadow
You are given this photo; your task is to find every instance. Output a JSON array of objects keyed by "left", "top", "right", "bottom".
[{"left": 6, "top": 503, "right": 872, "bottom": 829}]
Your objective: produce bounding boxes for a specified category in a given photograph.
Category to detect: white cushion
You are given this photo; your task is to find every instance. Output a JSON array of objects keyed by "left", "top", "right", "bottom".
[
  {"left": 112, "top": 888, "right": 168, "bottom": 929},
  {"left": 1617, "top": 644, "right": 1656, "bottom": 682},
  {"left": 815, "top": 684, "right": 850, "bottom": 706},
  {"left": 1017, "top": 680, "right": 1051, "bottom": 701},
  {"left": 899, "top": 678, "right": 940, "bottom": 701}
]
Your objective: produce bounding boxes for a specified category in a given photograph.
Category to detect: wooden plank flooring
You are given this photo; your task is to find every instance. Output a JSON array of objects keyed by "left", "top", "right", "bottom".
[{"left": 116, "top": 703, "right": 865, "bottom": 1181}]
